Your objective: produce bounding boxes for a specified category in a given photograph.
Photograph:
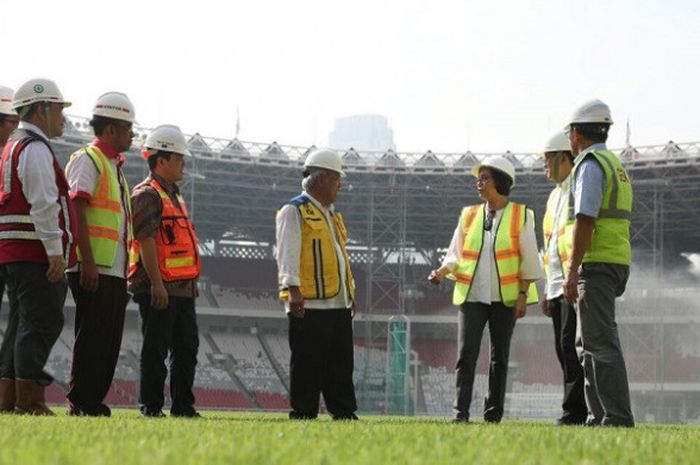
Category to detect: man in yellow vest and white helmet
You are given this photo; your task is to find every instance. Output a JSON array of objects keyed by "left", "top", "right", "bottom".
[
  {"left": 64, "top": 92, "right": 135, "bottom": 416},
  {"left": 0, "top": 86, "right": 19, "bottom": 316},
  {"left": 276, "top": 149, "right": 358, "bottom": 420},
  {"left": 428, "top": 156, "right": 542, "bottom": 423},
  {"left": 540, "top": 130, "right": 587, "bottom": 425},
  {"left": 563, "top": 99, "right": 634, "bottom": 427}
]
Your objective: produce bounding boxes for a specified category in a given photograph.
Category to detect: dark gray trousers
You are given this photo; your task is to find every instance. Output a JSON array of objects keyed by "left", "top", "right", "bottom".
[
  {"left": 0, "top": 263, "right": 66, "bottom": 385},
  {"left": 549, "top": 296, "right": 587, "bottom": 421},
  {"left": 454, "top": 301, "right": 515, "bottom": 422},
  {"left": 576, "top": 262, "right": 634, "bottom": 427}
]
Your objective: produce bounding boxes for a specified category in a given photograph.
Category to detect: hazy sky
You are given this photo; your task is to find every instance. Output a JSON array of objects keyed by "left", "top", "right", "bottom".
[{"left": 3, "top": 0, "right": 699, "bottom": 153}]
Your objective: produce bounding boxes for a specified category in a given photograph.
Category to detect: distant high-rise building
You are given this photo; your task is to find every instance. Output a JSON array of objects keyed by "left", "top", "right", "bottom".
[{"left": 328, "top": 114, "right": 395, "bottom": 152}]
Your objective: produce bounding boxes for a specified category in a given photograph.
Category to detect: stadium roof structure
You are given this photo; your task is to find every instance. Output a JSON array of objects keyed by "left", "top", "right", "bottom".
[{"left": 56, "top": 115, "right": 698, "bottom": 261}]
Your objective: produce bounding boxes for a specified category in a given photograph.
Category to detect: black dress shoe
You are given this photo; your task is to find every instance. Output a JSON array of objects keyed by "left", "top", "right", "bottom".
[
  {"left": 141, "top": 408, "right": 166, "bottom": 418},
  {"left": 171, "top": 409, "right": 202, "bottom": 418},
  {"left": 68, "top": 403, "right": 111, "bottom": 417},
  {"left": 584, "top": 418, "right": 601, "bottom": 427},
  {"left": 289, "top": 411, "right": 317, "bottom": 420},
  {"left": 557, "top": 415, "right": 586, "bottom": 426},
  {"left": 452, "top": 417, "right": 470, "bottom": 424},
  {"left": 332, "top": 413, "right": 359, "bottom": 421}
]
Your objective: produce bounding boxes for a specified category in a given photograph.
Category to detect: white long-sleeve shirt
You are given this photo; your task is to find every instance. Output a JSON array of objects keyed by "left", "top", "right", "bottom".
[
  {"left": 441, "top": 202, "right": 543, "bottom": 305},
  {"left": 275, "top": 192, "right": 351, "bottom": 311},
  {"left": 16, "top": 122, "right": 64, "bottom": 256}
]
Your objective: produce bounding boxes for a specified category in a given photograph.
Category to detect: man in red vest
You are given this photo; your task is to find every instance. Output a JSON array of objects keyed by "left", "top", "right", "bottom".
[
  {"left": 128, "top": 124, "right": 201, "bottom": 418},
  {"left": 0, "top": 86, "right": 19, "bottom": 318},
  {"left": 0, "top": 78, "right": 76, "bottom": 415}
]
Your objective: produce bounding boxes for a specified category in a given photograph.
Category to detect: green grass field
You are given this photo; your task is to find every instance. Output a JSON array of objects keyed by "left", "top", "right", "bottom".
[{"left": 1, "top": 410, "right": 699, "bottom": 465}]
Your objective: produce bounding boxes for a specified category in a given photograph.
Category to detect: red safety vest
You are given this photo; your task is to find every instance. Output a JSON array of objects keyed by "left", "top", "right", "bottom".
[
  {"left": 128, "top": 178, "right": 200, "bottom": 282},
  {"left": 0, "top": 129, "right": 77, "bottom": 266}
]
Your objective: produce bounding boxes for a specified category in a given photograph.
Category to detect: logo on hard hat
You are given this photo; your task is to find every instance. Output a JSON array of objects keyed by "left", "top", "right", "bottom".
[{"left": 33, "top": 84, "right": 45, "bottom": 94}]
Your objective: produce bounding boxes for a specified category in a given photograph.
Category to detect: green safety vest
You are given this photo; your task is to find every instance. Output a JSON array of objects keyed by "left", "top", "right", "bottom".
[
  {"left": 572, "top": 149, "right": 633, "bottom": 265},
  {"left": 66, "top": 145, "right": 132, "bottom": 267},
  {"left": 542, "top": 177, "right": 574, "bottom": 281},
  {"left": 452, "top": 202, "right": 538, "bottom": 307}
]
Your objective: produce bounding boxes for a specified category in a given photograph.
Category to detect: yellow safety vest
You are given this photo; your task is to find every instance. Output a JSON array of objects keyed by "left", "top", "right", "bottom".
[
  {"left": 278, "top": 194, "right": 355, "bottom": 302},
  {"left": 66, "top": 145, "right": 132, "bottom": 267},
  {"left": 452, "top": 202, "right": 538, "bottom": 307},
  {"left": 542, "top": 178, "right": 574, "bottom": 281}
]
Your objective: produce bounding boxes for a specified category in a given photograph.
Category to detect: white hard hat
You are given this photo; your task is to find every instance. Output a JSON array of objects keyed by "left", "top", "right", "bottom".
[
  {"left": 92, "top": 92, "right": 135, "bottom": 123},
  {"left": 304, "top": 149, "right": 345, "bottom": 177},
  {"left": 143, "top": 124, "right": 192, "bottom": 157},
  {"left": 541, "top": 130, "right": 571, "bottom": 155},
  {"left": 472, "top": 155, "right": 516, "bottom": 186},
  {"left": 565, "top": 98, "right": 613, "bottom": 129},
  {"left": 13, "top": 78, "right": 71, "bottom": 110},
  {"left": 0, "top": 86, "right": 17, "bottom": 116}
]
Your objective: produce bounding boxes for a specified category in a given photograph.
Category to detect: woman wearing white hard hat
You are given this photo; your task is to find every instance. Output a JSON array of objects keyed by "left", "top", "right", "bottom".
[{"left": 428, "top": 155, "right": 543, "bottom": 423}]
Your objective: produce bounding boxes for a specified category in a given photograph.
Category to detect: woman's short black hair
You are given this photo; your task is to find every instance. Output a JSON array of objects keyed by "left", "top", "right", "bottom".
[
  {"left": 572, "top": 123, "right": 609, "bottom": 143},
  {"left": 486, "top": 167, "right": 513, "bottom": 196}
]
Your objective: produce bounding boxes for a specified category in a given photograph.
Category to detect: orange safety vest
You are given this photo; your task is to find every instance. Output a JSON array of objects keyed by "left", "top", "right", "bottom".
[{"left": 128, "top": 179, "right": 200, "bottom": 282}]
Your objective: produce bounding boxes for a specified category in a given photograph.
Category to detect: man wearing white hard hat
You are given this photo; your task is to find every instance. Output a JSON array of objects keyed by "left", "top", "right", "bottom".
[
  {"left": 428, "top": 156, "right": 542, "bottom": 423},
  {"left": 0, "top": 78, "right": 77, "bottom": 415},
  {"left": 539, "top": 131, "right": 586, "bottom": 425},
  {"left": 0, "top": 86, "right": 20, "bottom": 319},
  {"left": 63, "top": 92, "right": 136, "bottom": 416},
  {"left": 128, "top": 124, "right": 201, "bottom": 418},
  {"left": 275, "top": 149, "right": 358, "bottom": 420},
  {"left": 563, "top": 99, "right": 634, "bottom": 427}
]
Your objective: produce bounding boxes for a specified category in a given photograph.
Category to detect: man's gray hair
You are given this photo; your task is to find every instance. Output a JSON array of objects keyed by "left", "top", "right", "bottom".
[{"left": 301, "top": 167, "right": 328, "bottom": 191}]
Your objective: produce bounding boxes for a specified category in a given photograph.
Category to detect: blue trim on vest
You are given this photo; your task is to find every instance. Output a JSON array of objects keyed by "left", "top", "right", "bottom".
[{"left": 288, "top": 194, "right": 310, "bottom": 207}]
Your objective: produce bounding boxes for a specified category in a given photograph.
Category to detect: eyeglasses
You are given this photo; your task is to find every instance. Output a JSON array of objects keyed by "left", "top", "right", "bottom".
[
  {"left": 113, "top": 121, "right": 133, "bottom": 133},
  {"left": 484, "top": 210, "right": 495, "bottom": 231},
  {"left": 476, "top": 175, "right": 491, "bottom": 185}
]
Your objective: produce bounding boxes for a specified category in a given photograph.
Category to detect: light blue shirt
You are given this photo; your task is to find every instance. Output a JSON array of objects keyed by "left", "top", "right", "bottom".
[{"left": 573, "top": 143, "right": 607, "bottom": 218}]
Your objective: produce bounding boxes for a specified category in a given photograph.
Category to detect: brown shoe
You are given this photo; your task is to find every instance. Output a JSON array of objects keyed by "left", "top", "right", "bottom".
[
  {"left": 14, "top": 379, "right": 55, "bottom": 416},
  {"left": 0, "top": 378, "right": 15, "bottom": 413}
]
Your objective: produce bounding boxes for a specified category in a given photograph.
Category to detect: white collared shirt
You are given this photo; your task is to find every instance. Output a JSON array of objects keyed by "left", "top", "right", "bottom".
[
  {"left": 15, "top": 122, "right": 63, "bottom": 256},
  {"left": 441, "top": 203, "right": 543, "bottom": 304},
  {"left": 546, "top": 174, "right": 572, "bottom": 299},
  {"left": 275, "top": 191, "right": 351, "bottom": 311}
]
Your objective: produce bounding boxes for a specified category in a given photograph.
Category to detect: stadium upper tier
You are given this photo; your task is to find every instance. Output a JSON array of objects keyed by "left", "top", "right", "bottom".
[{"left": 52, "top": 116, "right": 700, "bottom": 257}]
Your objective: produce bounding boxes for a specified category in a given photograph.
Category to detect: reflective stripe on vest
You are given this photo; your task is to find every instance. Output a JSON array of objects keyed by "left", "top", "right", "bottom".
[
  {"left": 128, "top": 178, "right": 200, "bottom": 282},
  {"left": 452, "top": 202, "right": 538, "bottom": 307},
  {"left": 542, "top": 183, "right": 574, "bottom": 281},
  {"left": 66, "top": 145, "right": 131, "bottom": 267},
  {"left": 0, "top": 129, "right": 77, "bottom": 266},
  {"left": 277, "top": 195, "right": 355, "bottom": 302},
  {"left": 572, "top": 149, "right": 633, "bottom": 265}
]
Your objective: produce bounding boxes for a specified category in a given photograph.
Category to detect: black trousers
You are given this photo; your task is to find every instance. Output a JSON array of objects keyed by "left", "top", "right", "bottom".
[
  {"left": 67, "top": 273, "right": 128, "bottom": 410},
  {"left": 0, "top": 263, "right": 66, "bottom": 385},
  {"left": 454, "top": 301, "right": 515, "bottom": 422},
  {"left": 135, "top": 293, "right": 199, "bottom": 414},
  {"left": 288, "top": 308, "right": 357, "bottom": 418},
  {"left": 549, "top": 296, "right": 586, "bottom": 421}
]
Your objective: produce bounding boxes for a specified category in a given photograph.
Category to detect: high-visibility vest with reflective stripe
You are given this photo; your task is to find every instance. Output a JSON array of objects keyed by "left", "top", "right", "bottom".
[
  {"left": 542, "top": 182, "right": 574, "bottom": 281},
  {"left": 128, "top": 178, "right": 200, "bottom": 281},
  {"left": 452, "top": 202, "right": 538, "bottom": 307},
  {"left": 572, "top": 149, "right": 633, "bottom": 265},
  {"left": 277, "top": 194, "right": 355, "bottom": 302},
  {"left": 66, "top": 145, "right": 132, "bottom": 267},
  {"left": 0, "top": 129, "right": 77, "bottom": 266}
]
